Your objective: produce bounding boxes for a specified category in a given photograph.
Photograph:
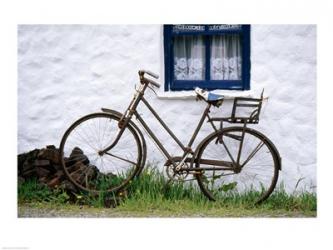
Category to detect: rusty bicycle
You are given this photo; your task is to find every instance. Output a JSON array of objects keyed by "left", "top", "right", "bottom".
[{"left": 59, "top": 70, "right": 281, "bottom": 204}]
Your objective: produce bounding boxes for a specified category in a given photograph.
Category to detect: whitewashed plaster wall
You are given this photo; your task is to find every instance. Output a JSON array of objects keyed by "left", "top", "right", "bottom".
[{"left": 17, "top": 25, "right": 316, "bottom": 192}]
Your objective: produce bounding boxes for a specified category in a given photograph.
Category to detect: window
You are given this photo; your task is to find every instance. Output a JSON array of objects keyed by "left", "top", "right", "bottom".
[{"left": 163, "top": 25, "right": 251, "bottom": 91}]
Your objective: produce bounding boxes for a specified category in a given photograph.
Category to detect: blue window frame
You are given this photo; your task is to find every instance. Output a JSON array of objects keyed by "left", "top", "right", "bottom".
[{"left": 163, "top": 24, "right": 251, "bottom": 91}]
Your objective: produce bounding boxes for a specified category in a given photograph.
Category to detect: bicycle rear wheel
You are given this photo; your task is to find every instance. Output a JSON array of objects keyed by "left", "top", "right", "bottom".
[
  {"left": 195, "top": 127, "right": 280, "bottom": 204},
  {"left": 59, "top": 113, "right": 142, "bottom": 194}
]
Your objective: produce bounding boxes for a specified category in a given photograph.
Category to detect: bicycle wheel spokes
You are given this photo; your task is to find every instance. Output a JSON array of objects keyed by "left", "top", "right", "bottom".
[
  {"left": 60, "top": 113, "right": 142, "bottom": 193},
  {"left": 196, "top": 127, "right": 279, "bottom": 204}
]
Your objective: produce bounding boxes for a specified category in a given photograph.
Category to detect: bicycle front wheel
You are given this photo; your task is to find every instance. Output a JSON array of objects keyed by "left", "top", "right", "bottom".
[
  {"left": 59, "top": 113, "right": 142, "bottom": 194},
  {"left": 195, "top": 127, "right": 280, "bottom": 204}
]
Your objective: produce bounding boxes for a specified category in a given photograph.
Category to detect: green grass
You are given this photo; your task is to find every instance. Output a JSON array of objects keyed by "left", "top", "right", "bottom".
[
  {"left": 18, "top": 177, "right": 71, "bottom": 204},
  {"left": 18, "top": 166, "right": 317, "bottom": 217}
]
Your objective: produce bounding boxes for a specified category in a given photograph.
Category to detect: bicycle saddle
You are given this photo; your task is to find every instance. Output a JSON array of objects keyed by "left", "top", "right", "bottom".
[{"left": 194, "top": 87, "right": 224, "bottom": 107}]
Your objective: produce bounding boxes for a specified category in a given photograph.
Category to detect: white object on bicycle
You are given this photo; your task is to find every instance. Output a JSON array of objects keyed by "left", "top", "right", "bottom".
[{"left": 194, "top": 87, "right": 224, "bottom": 102}]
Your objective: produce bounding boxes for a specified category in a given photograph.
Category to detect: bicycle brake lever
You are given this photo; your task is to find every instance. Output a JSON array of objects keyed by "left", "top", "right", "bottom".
[{"left": 148, "top": 84, "right": 157, "bottom": 96}]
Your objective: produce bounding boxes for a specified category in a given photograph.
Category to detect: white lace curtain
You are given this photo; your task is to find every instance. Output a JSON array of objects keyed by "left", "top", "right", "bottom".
[
  {"left": 210, "top": 34, "right": 242, "bottom": 80},
  {"left": 174, "top": 35, "right": 205, "bottom": 80},
  {"left": 173, "top": 34, "right": 242, "bottom": 81}
]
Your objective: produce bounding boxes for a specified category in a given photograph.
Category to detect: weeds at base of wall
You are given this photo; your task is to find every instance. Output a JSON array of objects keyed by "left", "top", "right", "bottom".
[{"left": 18, "top": 166, "right": 317, "bottom": 216}]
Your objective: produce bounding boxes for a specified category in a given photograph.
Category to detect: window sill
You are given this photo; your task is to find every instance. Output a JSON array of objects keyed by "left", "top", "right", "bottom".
[{"left": 157, "top": 89, "right": 256, "bottom": 100}]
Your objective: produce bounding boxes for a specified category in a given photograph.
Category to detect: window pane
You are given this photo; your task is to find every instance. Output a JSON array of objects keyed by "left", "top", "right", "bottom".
[
  {"left": 173, "top": 35, "right": 205, "bottom": 80},
  {"left": 210, "top": 34, "right": 242, "bottom": 80}
]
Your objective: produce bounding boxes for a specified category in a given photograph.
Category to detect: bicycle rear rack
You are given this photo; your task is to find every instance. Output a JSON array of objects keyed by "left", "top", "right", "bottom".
[
  {"left": 208, "top": 90, "right": 265, "bottom": 143},
  {"left": 209, "top": 89, "right": 264, "bottom": 125}
]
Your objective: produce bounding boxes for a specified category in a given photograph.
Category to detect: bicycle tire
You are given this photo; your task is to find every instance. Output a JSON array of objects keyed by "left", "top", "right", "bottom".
[
  {"left": 59, "top": 112, "right": 143, "bottom": 194},
  {"left": 195, "top": 126, "right": 280, "bottom": 204}
]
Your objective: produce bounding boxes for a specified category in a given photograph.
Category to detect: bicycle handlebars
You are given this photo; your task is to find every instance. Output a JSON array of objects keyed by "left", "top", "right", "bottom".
[
  {"left": 138, "top": 70, "right": 161, "bottom": 88},
  {"left": 139, "top": 69, "right": 159, "bottom": 79}
]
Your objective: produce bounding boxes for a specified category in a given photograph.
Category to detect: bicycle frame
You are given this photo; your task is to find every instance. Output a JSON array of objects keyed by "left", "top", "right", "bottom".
[
  {"left": 59, "top": 70, "right": 281, "bottom": 203},
  {"left": 101, "top": 83, "right": 237, "bottom": 172}
]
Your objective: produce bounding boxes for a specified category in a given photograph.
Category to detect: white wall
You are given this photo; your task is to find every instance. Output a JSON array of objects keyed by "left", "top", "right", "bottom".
[{"left": 18, "top": 25, "right": 316, "bottom": 192}]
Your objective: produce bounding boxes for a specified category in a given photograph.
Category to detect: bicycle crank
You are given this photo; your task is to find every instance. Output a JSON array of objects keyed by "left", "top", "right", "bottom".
[{"left": 166, "top": 162, "right": 189, "bottom": 182}]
